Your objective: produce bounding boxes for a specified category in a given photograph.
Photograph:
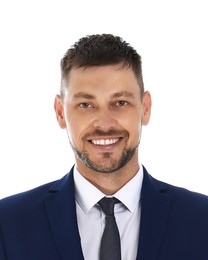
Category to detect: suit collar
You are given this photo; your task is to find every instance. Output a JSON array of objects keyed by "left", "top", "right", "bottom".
[
  {"left": 44, "top": 166, "right": 84, "bottom": 260},
  {"left": 137, "top": 166, "right": 171, "bottom": 259},
  {"left": 44, "top": 165, "right": 171, "bottom": 260}
]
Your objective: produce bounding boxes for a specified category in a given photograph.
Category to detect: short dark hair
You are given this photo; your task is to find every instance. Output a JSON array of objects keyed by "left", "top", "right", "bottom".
[{"left": 60, "top": 34, "right": 144, "bottom": 97}]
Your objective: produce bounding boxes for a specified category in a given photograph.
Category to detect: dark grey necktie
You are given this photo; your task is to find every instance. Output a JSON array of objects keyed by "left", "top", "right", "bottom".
[{"left": 98, "top": 197, "right": 121, "bottom": 260}]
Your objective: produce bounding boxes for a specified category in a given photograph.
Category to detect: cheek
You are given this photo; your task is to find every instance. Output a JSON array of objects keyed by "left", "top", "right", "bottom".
[
  {"left": 132, "top": 125, "right": 142, "bottom": 140},
  {"left": 65, "top": 115, "right": 79, "bottom": 141},
  {"left": 65, "top": 115, "right": 89, "bottom": 146},
  {"left": 124, "top": 119, "right": 142, "bottom": 143}
]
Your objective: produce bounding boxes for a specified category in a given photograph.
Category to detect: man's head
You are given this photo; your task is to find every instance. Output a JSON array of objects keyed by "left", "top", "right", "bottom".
[
  {"left": 60, "top": 34, "right": 144, "bottom": 99},
  {"left": 55, "top": 34, "right": 151, "bottom": 177}
]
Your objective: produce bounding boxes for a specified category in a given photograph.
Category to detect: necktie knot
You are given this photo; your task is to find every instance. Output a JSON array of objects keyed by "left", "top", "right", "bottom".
[{"left": 99, "top": 197, "right": 120, "bottom": 216}]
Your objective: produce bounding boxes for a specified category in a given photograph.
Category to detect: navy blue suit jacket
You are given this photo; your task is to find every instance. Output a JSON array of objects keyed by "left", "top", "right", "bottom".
[{"left": 0, "top": 166, "right": 208, "bottom": 259}]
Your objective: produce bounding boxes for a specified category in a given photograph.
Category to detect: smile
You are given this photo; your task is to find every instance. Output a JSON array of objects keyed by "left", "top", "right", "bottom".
[{"left": 91, "top": 138, "right": 120, "bottom": 146}]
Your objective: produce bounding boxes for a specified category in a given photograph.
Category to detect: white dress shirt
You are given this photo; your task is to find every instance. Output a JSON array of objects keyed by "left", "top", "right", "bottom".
[{"left": 74, "top": 165, "right": 143, "bottom": 260}]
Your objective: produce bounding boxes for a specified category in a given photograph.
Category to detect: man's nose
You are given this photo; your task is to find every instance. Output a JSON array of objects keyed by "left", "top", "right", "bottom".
[{"left": 92, "top": 109, "right": 118, "bottom": 131}]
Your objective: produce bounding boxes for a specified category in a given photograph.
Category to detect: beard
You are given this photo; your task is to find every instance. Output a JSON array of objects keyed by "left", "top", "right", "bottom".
[
  {"left": 70, "top": 142, "right": 138, "bottom": 173},
  {"left": 68, "top": 129, "right": 140, "bottom": 173}
]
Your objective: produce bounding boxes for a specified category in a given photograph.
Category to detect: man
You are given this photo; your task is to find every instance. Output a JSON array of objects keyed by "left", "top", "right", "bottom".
[{"left": 0, "top": 34, "right": 208, "bottom": 260}]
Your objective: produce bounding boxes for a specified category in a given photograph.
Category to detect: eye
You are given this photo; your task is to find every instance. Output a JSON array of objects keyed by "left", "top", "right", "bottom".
[
  {"left": 116, "top": 101, "right": 128, "bottom": 106},
  {"left": 79, "top": 103, "right": 93, "bottom": 109}
]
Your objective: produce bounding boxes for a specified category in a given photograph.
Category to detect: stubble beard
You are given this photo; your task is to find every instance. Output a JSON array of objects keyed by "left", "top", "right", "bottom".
[{"left": 71, "top": 142, "right": 138, "bottom": 173}]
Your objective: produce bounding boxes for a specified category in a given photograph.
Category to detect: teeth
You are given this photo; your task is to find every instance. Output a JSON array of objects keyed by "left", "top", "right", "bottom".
[{"left": 91, "top": 138, "right": 119, "bottom": 146}]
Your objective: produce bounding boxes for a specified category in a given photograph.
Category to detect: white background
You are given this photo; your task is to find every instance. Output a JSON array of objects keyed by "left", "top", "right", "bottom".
[{"left": 0, "top": 0, "right": 208, "bottom": 198}]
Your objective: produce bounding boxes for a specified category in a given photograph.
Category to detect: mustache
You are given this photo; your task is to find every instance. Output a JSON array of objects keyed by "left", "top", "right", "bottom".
[{"left": 83, "top": 129, "right": 128, "bottom": 140}]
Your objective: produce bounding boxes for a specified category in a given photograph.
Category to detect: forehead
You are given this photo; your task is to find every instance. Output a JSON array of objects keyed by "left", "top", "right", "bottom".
[{"left": 66, "top": 64, "right": 140, "bottom": 98}]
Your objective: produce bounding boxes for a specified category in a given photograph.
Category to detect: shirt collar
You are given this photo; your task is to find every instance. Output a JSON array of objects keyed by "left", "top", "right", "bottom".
[
  {"left": 74, "top": 165, "right": 143, "bottom": 214},
  {"left": 114, "top": 166, "right": 143, "bottom": 212}
]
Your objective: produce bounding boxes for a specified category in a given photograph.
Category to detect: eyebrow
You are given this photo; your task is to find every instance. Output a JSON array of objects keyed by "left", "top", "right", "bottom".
[
  {"left": 73, "top": 90, "right": 135, "bottom": 100},
  {"left": 111, "top": 91, "right": 135, "bottom": 99},
  {"left": 73, "top": 92, "right": 95, "bottom": 99}
]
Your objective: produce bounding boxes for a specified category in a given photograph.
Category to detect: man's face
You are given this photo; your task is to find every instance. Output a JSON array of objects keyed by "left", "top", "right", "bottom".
[{"left": 55, "top": 64, "right": 151, "bottom": 173}]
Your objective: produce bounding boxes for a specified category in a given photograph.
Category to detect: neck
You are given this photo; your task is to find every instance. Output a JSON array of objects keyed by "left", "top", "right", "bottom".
[{"left": 76, "top": 157, "right": 140, "bottom": 195}]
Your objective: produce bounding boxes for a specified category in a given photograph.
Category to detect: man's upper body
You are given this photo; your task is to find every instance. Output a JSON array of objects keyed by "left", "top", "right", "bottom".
[
  {"left": 1, "top": 165, "right": 208, "bottom": 260},
  {"left": 1, "top": 34, "right": 208, "bottom": 259}
]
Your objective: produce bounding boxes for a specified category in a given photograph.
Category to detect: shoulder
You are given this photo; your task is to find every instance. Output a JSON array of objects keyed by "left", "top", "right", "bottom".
[
  {"left": 0, "top": 170, "right": 73, "bottom": 221},
  {"left": 143, "top": 166, "right": 208, "bottom": 212},
  {"left": 156, "top": 177, "right": 208, "bottom": 206},
  {"left": 0, "top": 181, "right": 56, "bottom": 216}
]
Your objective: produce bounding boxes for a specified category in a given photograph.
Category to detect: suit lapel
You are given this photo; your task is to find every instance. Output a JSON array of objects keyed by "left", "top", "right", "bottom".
[
  {"left": 44, "top": 167, "right": 84, "bottom": 260},
  {"left": 44, "top": 166, "right": 171, "bottom": 259},
  {"left": 137, "top": 167, "right": 171, "bottom": 259}
]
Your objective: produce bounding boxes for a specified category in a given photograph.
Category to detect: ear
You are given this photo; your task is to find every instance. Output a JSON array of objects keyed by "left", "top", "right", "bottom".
[
  {"left": 54, "top": 95, "right": 66, "bottom": 129},
  {"left": 141, "top": 91, "right": 152, "bottom": 125}
]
